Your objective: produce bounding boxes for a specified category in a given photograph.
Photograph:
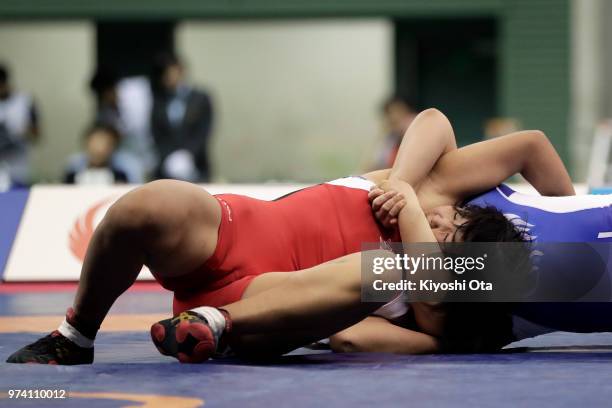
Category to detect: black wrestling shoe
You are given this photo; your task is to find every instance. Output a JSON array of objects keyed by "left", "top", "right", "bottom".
[
  {"left": 151, "top": 310, "right": 231, "bottom": 364},
  {"left": 6, "top": 331, "right": 94, "bottom": 365}
]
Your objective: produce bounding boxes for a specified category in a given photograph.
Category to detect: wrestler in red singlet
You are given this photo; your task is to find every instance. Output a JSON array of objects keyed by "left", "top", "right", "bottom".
[{"left": 156, "top": 176, "right": 399, "bottom": 314}]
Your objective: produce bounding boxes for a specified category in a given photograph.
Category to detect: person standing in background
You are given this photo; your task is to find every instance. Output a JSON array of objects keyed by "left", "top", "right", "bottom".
[
  {"left": 370, "top": 96, "right": 417, "bottom": 170},
  {"left": 0, "top": 64, "right": 40, "bottom": 190},
  {"left": 150, "top": 53, "right": 214, "bottom": 182},
  {"left": 89, "top": 67, "right": 122, "bottom": 132}
]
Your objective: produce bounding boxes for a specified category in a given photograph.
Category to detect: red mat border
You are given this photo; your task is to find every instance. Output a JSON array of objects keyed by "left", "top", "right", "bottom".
[{"left": 0, "top": 281, "right": 165, "bottom": 293}]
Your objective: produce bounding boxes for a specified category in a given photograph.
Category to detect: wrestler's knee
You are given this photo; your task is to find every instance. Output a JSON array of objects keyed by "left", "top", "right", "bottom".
[{"left": 103, "top": 181, "right": 177, "bottom": 236}]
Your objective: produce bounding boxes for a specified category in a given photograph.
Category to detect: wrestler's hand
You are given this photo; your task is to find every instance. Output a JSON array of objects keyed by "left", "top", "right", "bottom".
[{"left": 369, "top": 180, "right": 413, "bottom": 228}]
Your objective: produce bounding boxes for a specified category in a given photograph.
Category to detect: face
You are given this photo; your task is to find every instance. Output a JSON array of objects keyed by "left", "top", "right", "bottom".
[
  {"left": 385, "top": 103, "right": 414, "bottom": 136},
  {"left": 86, "top": 130, "right": 116, "bottom": 167},
  {"left": 425, "top": 205, "right": 468, "bottom": 243},
  {"left": 162, "top": 64, "right": 183, "bottom": 91},
  {"left": 102, "top": 87, "right": 118, "bottom": 107}
]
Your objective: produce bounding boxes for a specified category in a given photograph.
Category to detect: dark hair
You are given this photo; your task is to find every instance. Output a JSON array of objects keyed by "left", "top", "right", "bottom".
[
  {"left": 381, "top": 95, "right": 416, "bottom": 115},
  {"left": 0, "top": 64, "right": 8, "bottom": 84},
  {"left": 439, "top": 205, "right": 528, "bottom": 353},
  {"left": 439, "top": 303, "right": 515, "bottom": 353},
  {"left": 83, "top": 123, "right": 121, "bottom": 146},
  {"left": 154, "top": 52, "right": 181, "bottom": 71},
  {"left": 456, "top": 205, "right": 526, "bottom": 243},
  {"left": 151, "top": 51, "right": 182, "bottom": 92},
  {"left": 89, "top": 66, "right": 119, "bottom": 99}
]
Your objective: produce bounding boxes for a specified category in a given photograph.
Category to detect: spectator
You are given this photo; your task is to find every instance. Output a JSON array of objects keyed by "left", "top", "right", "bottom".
[
  {"left": 88, "top": 67, "right": 154, "bottom": 183},
  {"left": 371, "top": 95, "right": 417, "bottom": 169},
  {"left": 0, "top": 63, "right": 40, "bottom": 190},
  {"left": 90, "top": 67, "right": 122, "bottom": 131},
  {"left": 151, "top": 52, "right": 214, "bottom": 182},
  {"left": 64, "top": 124, "right": 128, "bottom": 185}
]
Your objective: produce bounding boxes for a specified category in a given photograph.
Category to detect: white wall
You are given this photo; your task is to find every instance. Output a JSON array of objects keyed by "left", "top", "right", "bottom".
[
  {"left": 0, "top": 20, "right": 390, "bottom": 183},
  {"left": 571, "top": 0, "right": 604, "bottom": 183},
  {"left": 177, "top": 20, "right": 392, "bottom": 182},
  {"left": 0, "top": 22, "right": 94, "bottom": 182}
]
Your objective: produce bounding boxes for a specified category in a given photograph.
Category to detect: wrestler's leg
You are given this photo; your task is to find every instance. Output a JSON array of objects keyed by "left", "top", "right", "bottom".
[
  {"left": 73, "top": 179, "right": 221, "bottom": 335},
  {"left": 7, "top": 180, "right": 221, "bottom": 364},
  {"left": 223, "top": 252, "right": 399, "bottom": 357}
]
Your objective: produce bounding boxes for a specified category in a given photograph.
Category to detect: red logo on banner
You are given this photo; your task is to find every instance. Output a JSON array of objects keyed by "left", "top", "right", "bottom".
[{"left": 69, "top": 199, "right": 112, "bottom": 262}]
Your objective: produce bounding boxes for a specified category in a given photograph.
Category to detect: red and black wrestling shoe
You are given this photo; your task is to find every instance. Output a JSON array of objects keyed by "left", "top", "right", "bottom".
[
  {"left": 5, "top": 331, "right": 94, "bottom": 365},
  {"left": 150, "top": 310, "right": 232, "bottom": 364}
]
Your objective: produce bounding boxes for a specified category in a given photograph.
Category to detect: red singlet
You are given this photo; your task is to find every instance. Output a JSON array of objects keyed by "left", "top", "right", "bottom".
[{"left": 160, "top": 176, "right": 400, "bottom": 314}]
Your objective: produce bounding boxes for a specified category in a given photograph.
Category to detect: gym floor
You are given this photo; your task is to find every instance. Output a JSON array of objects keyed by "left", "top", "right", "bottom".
[{"left": 1, "top": 286, "right": 612, "bottom": 407}]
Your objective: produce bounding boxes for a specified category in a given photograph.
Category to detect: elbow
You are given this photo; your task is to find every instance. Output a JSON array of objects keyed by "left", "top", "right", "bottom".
[
  {"left": 527, "top": 129, "right": 546, "bottom": 138},
  {"left": 413, "top": 108, "right": 452, "bottom": 135},
  {"left": 525, "top": 129, "right": 548, "bottom": 146},
  {"left": 330, "top": 334, "right": 363, "bottom": 353},
  {"left": 418, "top": 107, "right": 447, "bottom": 121},
  {"left": 525, "top": 130, "right": 555, "bottom": 164},
  {"left": 518, "top": 130, "right": 549, "bottom": 163}
]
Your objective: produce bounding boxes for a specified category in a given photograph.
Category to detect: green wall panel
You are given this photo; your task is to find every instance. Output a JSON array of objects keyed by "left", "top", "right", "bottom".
[
  {"left": 499, "top": 0, "right": 570, "bottom": 163},
  {"left": 0, "top": 1, "right": 502, "bottom": 19}
]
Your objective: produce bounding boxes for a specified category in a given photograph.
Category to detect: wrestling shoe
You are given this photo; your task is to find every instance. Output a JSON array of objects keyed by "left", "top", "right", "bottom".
[
  {"left": 151, "top": 310, "right": 231, "bottom": 364},
  {"left": 6, "top": 331, "right": 94, "bottom": 365}
]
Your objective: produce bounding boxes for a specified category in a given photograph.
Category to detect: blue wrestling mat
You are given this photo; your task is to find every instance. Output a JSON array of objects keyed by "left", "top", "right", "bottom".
[{"left": 2, "top": 290, "right": 612, "bottom": 407}]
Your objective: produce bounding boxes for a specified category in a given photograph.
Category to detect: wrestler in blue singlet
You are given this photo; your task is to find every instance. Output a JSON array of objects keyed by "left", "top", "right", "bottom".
[{"left": 468, "top": 185, "right": 612, "bottom": 338}]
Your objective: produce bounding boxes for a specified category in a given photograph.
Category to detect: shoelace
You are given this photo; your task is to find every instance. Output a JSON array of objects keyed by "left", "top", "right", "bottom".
[
  {"left": 171, "top": 311, "right": 207, "bottom": 325},
  {"left": 27, "top": 331, "right": 72, "bottom": 353}
]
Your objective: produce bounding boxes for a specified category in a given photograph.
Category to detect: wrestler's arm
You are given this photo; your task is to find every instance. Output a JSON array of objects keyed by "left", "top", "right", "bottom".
[
  {"left": 364, "top": 108, "right": 458, "bottom": 226},
  {"left": 376, "top": 179, "right": 447, "bottom": 336},
  {"left": 329, "top": 316, "right": 439, "bottom": 354},
  {"left": 388, "top": 180, "right": 436, "bottom": 242},
  {"left": 363, "top": 108, "right": 457, "bottom": 188},
  {"left": 430, "top": 130, "right": 575, "bottom": 201}
]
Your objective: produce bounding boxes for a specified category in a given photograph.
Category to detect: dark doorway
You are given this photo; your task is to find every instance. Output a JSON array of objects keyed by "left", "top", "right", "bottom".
[
  {"left": 96, "top": 21, "right": 176, "bottom": 78},
  {"left": 395, "top": 18, "right": 497, "bottom": 145}
]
